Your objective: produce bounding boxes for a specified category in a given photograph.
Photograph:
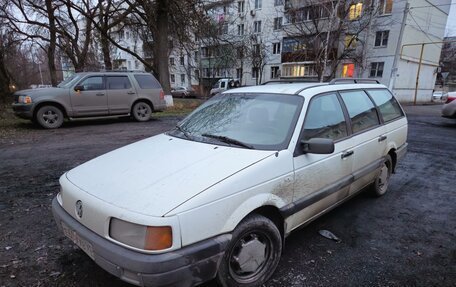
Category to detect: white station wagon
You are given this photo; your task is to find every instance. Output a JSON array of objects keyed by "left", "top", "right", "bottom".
[{"left": 52, "top": 79, "right": 408, "bottom": 287}]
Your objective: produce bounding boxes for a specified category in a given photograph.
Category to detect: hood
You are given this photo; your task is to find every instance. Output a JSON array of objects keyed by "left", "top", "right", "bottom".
[
  {"left": 66, "top": 134, "right": 275, "bottom": 216},
  {"left": 15, "top": 87, "right": 67, "bottom": 98}
]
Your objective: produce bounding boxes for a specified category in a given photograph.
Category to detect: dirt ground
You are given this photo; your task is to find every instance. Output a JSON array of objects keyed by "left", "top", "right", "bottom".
[{"left": 0, "top": 104, "right": 455, "bottom": 287}]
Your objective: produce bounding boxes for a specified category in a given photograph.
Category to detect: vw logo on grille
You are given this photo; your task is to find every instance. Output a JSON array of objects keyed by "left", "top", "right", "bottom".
[{"left": 75, "top": 200, "right": 83, "bottom": 218}]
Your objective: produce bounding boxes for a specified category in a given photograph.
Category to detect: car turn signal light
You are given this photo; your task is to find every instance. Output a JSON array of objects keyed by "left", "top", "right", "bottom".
[{"left": 145, "top": 226, "right": 173, "bottom": 250}]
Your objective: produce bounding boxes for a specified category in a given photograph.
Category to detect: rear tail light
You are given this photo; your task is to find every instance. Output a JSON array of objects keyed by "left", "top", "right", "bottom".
[
  {"left": 446, "top": 96, "right": 456, "bottom": 104},
  {"left": 160, "top": 90, "right": 165, "bottom": 100}
]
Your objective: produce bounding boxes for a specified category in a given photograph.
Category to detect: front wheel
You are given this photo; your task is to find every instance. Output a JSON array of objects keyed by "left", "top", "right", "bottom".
[
  {"left": 371, "top": 154, "right": 393, "bottom": 197},
  {"left": 35, "top": 105, "right": 64, "bottom": 129},
  {"left": 132, "top": 101, "right": 152, "bottom": 122},
  {"left": 216, "top": 215, "right": 282, "bottom": 287}
]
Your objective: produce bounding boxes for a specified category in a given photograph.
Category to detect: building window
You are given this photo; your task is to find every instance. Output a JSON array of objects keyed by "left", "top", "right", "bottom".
[
  {"left": 170, "top": 74, "right": 175, "bottom": 83},
  {"left": 237, "top": 24, "right": 244, "bottom": 35},
  {"left": 375, "top": 31, "right": 389, "bottom": 47},
  {"left": 194, "top": 69, "right": 200, "bottom": 79},
  {"left": 379, "top": 0, "right": 393, "bottom": 15},
  {"left": 220, "top": 23, "right": 229, "bottom": 34},
  {"left": 181, "top": 74, "right": 185, "bottom": 84},
  {"left": 255, "top": 0, "right": 262, "bottom": 9},
  {"left": 282, "top": 64, "right": 317, "bottom": 77},
  {"left": 118, "top": 30, "right": 124, "bottom": 39},
  {"left": 237, "top": 47, "right": 244, "bottom": 58},
  {"left": 271, "top": 66, "right": 280, "bottom": 79},
  {"left": 349, "top": 3, "right": 363, "bottom": 20},
  {"left": 169, "top": 57, "right": 175, "bottom": 66},
  {"left": 272, "top": 42, "right": 281, "bottom": 54},
  {"left": 236, "top": 68, "right": 243, "bottom": 79},
  {"left": 194, "top": 51, "right": 198, "bottom": 61},
  {"left": 202, "top": 47, "right": 211, "bottom": 57},
  {"left": 273, "top": 17, "right": 283, "bottom": 30},
  {"left": 370, "top": 62, "right": 384, "bottom": 77},
  {"left": 344, "top": 35, "right": 357, "bottom": 49},
  {"left": 254, "top": 21, "right": 262, "bottom": 33},
  {"left": 342, "top": 63, "right": 355, "bottom": 78},
  {"left": 180, "top": 56, "right": 184, "bottom": 65},
  {"left": 253, "top": 44, "right": 260, "bottom": 56},
  {"left": 238, "top": 1, "right": 244, "bottom": 13},
  {"left": 252, "top": 67, "right": 259, "bottom": 78},
  {"left": 274, "top": 0, "right": 283, "bottom": 6}
]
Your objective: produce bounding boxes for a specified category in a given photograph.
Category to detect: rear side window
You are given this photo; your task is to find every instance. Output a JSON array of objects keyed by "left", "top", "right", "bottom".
[
  {"left": 367, "top": 89, "right": 404, "bottom": 122},
  {"left": 303, "top": 93, "right": 348, "bottom": 141},
  {"left": 134, "top": 74, "right": 162, "bottom": 89},
  {"left": 106, "top": 76, "right": 132, "bottom": 90},
  {"left": 340, "top": 90, "right": 380, "bottom": 134}
]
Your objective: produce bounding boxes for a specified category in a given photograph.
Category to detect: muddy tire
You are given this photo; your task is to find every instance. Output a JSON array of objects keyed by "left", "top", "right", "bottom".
[
  {"left": 216, "top": 214, "right": 282, "bottom": 287},
  {"left": 132, "top": 101, "right": 152, "bottom": 122},
  {"left": 35, "top": 105, "right": 64, "bottom": 129},
  {"left": 371, "top": 154, "right": 393, "bottom": 197}
]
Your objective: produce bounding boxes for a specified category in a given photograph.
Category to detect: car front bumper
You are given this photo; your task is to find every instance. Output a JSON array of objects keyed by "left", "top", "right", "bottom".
[
  {"left": 12, "top": 103, "right": 34, "bottom": 119},
  {"left": 442, "top": 103, "right": 456, "bottom": 118},
  {"left": 52, "top": 197, "right": 231, "bottom": 287}
]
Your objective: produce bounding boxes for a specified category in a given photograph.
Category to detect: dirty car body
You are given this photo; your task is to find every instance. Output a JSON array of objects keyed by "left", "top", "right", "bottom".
[{"left": 52, "top": 81, "right": 408, "bottom": 287}]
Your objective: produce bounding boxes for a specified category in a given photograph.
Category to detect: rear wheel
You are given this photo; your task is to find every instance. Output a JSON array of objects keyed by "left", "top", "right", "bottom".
[
  {"left": 35, "top": 105, "right": 64, "bottom": 129},
  {"left": 371, "top": 154, "right": 393, "bottom": 197},
  {"left": 216, "top": 215, "right": 282, "bottom": 287},
  {"left": 132, "top": 101, "right": 152, "bottom": 122}
]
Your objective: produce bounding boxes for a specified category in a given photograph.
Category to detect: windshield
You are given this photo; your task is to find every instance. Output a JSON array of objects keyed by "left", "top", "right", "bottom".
[
  {"left": 57, "top": 74, "right": 82, "bottom": 88},
  {"left": 169, "top": 93, "right": 304, "bottom": 150},
  {"left": 212, "top": 82, "right": 220, "bottom": 88}
]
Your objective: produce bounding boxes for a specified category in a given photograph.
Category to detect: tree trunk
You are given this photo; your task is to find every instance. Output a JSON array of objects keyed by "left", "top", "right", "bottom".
[
  {"left": 45, "top": 0, "right": 58, "bottom": 86},
  {"left": 0, "top": 48, "right": 11, "bottom": 99},
  {"left": 101, "top": 35, "right": 112, "bottom": 70},
  {"left": 154, "top": 0, "right": 171, "bottom": 94}
]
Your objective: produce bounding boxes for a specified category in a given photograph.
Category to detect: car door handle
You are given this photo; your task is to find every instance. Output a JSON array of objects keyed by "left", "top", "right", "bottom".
[
  {"left": 378, "top": 135, "right": 387, "bottom": 142},
  {"left": 96, "top": 93, "right": 105, "bottom": 96},
  {"left": 341, "top": 150, "right": 354, "bottom": 159},
  {"left": 127, "top": 91, "right": 136, "bottom": 95}
]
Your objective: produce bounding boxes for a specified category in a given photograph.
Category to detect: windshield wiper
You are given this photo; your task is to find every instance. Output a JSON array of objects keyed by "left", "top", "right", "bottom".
[
  {"left": 175, "top": 125, "right": 191, "bottom": 139},
  {"left": 201, "top": 133, "right": 254, "bottom": 149}
]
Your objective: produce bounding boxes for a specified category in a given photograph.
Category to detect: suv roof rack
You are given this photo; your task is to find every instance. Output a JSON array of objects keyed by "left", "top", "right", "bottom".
[
  {"left": 100, "top": 69, "right": 146, "bottom": 73},
  {"left": 328, "top": 78, "right": 380, "bottom": 85}
]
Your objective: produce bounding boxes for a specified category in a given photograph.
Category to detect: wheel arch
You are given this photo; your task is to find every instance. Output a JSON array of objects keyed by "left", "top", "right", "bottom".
[
  {"left": 33, "top": 101, "right": 68, "bottom": 119},
  {"left": 131, "top": 98, "right": 155, "bottom": 113}
]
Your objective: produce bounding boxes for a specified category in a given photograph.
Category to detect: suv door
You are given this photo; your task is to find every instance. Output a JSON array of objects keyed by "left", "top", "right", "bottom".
[
  {"left": 71, "top": 76, "right": 107, "bottom": 117},
  {"left": 339, "top": 90, "right": 386, "bottom": 195},
  {"left": 289, "top": 92, "right": 353, "bottom": 230},
  {"left": 106, "top": 75, "right": 137, "bottom": 115}
]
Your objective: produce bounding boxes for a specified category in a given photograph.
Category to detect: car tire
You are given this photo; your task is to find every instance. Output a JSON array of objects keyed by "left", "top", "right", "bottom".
[
  {"left": 35, "top": 105, "right": 64, "bottom": 129},
  {"left": 131, "top": 101, "right": 152, "bottom": 122},
  {"left": 216, "top": 214, "right": 282, "bottom": 287},
  {"left": 371, "top": 154, "right": 393, "bottom": 197}
]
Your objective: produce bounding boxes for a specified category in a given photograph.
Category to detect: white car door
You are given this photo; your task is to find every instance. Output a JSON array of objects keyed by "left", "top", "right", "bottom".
[
  {"left": 339, "top": 90, "right": 386, "bottom": 195},
  {"left": 287, "top": 92, "right": 354, "bottom": 231}
]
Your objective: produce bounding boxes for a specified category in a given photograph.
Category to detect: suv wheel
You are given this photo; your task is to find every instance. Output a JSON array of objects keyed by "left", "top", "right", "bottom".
[
  {"left": 372, "top": 154, "right": 393, "bottom": 197},
  {"left": 216, "top": 215, "right": 282, "bottom": 287},
  {"left": 132, "top": 101, "right": 152, "bottom": 122},
  {"left": 35, "top": 105, "right": 64, "bottom": 129}
]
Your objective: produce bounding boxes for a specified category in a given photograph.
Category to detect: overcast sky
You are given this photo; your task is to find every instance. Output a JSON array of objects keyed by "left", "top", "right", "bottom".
[{"left": 446, "top": 0, "right": 456, "bottom": 36}]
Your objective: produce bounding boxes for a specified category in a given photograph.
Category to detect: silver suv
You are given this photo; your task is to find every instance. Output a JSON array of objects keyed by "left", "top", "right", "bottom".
[{"left": 12, "top": 71, "right": 166, "bottom": 129}]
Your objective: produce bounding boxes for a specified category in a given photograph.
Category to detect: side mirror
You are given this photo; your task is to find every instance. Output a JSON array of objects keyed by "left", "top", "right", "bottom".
[
  {"left": 301, "top": 138, "right": 335, "bottom": 154},
  {"left": 74, "top": 85, "right": 84, "bottom": 92}
]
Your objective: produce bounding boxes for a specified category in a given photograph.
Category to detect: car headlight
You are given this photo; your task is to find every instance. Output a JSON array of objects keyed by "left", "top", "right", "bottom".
[
  {"left": 109, "top": 218, "right": 172, "bottom": 251},
  {"left": 18, "top": 96, "right": 32, "bottom": 104}
]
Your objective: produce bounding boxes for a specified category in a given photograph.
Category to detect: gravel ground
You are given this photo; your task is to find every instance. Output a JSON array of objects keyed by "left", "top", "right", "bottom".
[{"left": 0, "top": 104, "right": 455, "bottom": 287}]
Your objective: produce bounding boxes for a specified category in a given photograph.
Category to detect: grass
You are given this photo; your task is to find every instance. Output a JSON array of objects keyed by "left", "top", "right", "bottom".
[{"left": 154, "top": 98, "right": 203, "bottom": 117}]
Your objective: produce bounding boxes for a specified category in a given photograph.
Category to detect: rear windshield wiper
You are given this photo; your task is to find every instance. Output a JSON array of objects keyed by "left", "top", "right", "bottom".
[
  {"left": 175, "top": 125, "right": 191, "bottom": 139},
  {"left": 201, "top": 133, "right": 254, "bottom": 149}
]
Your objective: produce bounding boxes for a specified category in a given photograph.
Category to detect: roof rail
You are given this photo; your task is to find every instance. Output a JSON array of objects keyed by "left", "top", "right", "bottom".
[
  {"left": 261, "top": 79, "right": 319, "bottom": 85},
  {"left": 328, "top": 78, "right": 380, "bottom": 85}
]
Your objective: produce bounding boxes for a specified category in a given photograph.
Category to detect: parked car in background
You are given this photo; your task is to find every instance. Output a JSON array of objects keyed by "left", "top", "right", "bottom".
[
  {"left": 12, "top": 71, "right": 166, "bottom": 129},
  {"left": 210, "top": 78, "right": 241, "bottom": 96},
  {"left": 442, "top": 91, "right": 456, "bottom": 119},
  {"left": 52, "top": 79, "right": 407, "bottom": 287},
  {"left": 171, "top": 86, "right": 196, "bottom": 98},
  {"left": 432, "top": 91, "right": 445, "bottom": 102}
]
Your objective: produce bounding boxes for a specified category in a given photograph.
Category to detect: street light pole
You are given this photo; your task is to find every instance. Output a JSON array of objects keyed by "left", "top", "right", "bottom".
[{"left": 389, "top": 1, "right": 409, "bottom": 90}]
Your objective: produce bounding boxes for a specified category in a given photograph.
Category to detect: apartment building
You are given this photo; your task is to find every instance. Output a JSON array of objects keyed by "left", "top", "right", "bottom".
[{"left": 195, "top": 0, "right": 450, "bottom": 101}]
